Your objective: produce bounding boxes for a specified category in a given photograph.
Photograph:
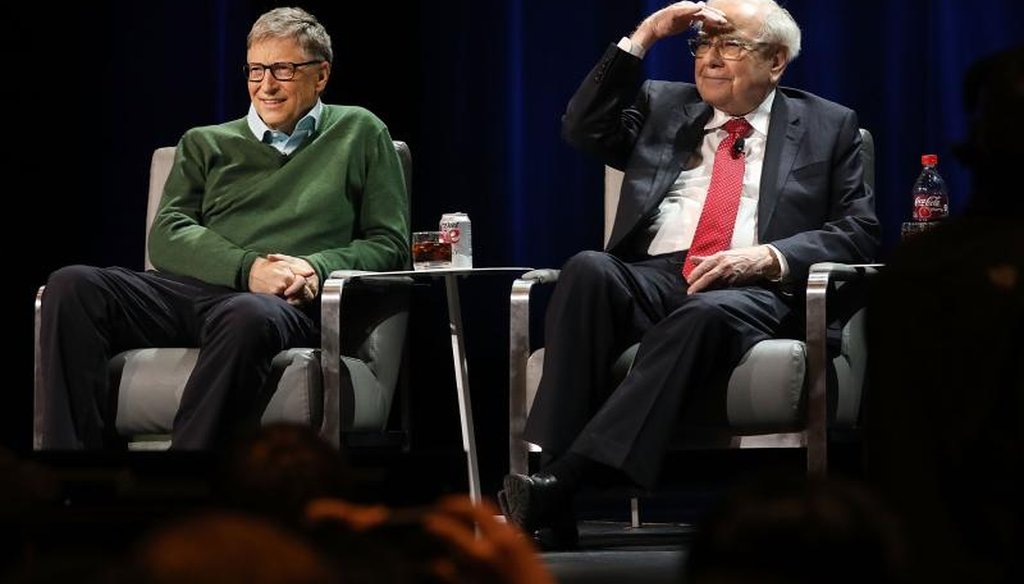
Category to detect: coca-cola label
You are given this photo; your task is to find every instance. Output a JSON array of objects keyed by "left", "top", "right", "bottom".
[{"left": 913, "top": 193, "right": 948, "bottom": 221}]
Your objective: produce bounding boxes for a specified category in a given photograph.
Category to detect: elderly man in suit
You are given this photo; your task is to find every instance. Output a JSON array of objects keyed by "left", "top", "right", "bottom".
[{"left": 500, "top": 0, "right": 880, "bottom": 549}]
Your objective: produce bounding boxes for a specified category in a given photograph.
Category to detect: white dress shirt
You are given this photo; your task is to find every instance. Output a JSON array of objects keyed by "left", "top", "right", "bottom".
[{"left": 646, "top": 93, "right": 774, "bottom": 255}]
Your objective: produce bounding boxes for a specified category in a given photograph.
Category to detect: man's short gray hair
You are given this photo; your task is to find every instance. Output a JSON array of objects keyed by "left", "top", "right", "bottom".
[
  {"left": 708, "top": 0, "right": 802, "bottom": 63},
  {"left": 248, "top": 7, "right": 333, "bottom": 64},
  {"left": 758, "top": 0, "right": 801, "bottom": 62}
]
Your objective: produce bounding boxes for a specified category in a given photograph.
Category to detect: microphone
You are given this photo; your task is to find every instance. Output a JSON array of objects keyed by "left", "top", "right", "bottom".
[{"left": 731, "top": 136, "right": 746, "bottom": 158}]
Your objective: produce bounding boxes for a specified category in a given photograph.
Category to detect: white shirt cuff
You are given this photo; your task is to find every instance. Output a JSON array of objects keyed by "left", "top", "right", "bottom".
[
  {"left": 766, "top": 245, "right": 789, "bottom": 281},
  {"left": 617, "top": 36, "right": 646, "bottom": 59}
]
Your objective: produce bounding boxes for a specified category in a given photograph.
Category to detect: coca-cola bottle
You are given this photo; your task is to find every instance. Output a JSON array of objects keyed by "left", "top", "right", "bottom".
[{"left": 903, "top": 154, "right": 949, "bottom": 239}]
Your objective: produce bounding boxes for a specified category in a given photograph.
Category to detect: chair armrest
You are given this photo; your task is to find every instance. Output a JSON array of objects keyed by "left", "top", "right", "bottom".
[
  {"left": 805, "top": 262, "right": 882, "bottom": 361},
  {"left": 518, "top": 268, "right": 561, "bottom": 285},
  {"left": 509, "top": 269, "right": 560, "bottom": 474},
  {"left": 509, "top": 269, "right": 561, "bottom": 362},
  {"left": 320, "top": 272, "right": 414, "bottom": 447},
  {"left": 34, "top": 285, "right": 45, "bottom": 450},
  {"left": 804, "top": 262, "right": 883, "bottom": 470}
]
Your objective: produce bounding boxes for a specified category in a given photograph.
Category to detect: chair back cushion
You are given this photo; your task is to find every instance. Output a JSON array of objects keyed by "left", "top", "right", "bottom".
[{"left": 144, "top": 147, "right": 176, "bottom": 270}]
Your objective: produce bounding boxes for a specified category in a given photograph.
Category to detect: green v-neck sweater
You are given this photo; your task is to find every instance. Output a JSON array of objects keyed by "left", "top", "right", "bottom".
[{"left": 148, "top": 104, "right": 410, "bottom": 290}]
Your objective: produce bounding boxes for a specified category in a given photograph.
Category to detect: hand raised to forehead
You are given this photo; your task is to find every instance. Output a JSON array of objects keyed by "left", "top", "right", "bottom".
[{"left": 633, "top": 1, "right": 732, "bottom": 48}]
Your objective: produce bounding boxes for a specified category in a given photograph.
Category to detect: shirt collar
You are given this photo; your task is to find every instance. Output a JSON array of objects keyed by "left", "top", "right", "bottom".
[
  {"left": 246, "top": 99, "right": 323, "bottom": 141},
  {"left": 704, "top": 89, "right": 776, "bottom": 136}
]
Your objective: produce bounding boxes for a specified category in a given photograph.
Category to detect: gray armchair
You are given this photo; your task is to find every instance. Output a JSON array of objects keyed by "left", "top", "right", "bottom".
[
  {"left": 33, "top": 141, "right": 413, "bottom": 450},
  {"left": 509, "top": 129, "right": 880, "bottom": 487}
]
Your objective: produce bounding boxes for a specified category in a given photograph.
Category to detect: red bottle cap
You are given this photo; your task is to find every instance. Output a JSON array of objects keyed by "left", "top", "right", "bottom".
[{"left": 921, "top": 154, "right": 938, "bottom": 166}]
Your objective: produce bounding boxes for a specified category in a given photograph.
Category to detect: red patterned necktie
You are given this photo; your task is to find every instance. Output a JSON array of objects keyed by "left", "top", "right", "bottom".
[{"left": 682, "top": 117, "right": 753, "bottom": 281}]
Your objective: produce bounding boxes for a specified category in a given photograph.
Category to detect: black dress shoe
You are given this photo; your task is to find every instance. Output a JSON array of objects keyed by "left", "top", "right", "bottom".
[
  {"left": 498, "top": 480, "right": 579, "bottom": 551},
  {"left": 501, "top": 472, "right": 572, "bottom": 533}
]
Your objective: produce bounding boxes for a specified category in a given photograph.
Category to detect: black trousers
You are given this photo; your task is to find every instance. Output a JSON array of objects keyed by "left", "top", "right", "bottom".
[
  {"left": 38, "top": 265, "right": 319, "bottom": 449},
  {"left": 522, "top": 250, "right": 797, "bottom": 487}
]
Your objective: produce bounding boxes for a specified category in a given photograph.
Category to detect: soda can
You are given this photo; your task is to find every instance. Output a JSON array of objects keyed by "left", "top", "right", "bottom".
[{"left": 439, "top": 212, "right": 472, "bottom": 268}]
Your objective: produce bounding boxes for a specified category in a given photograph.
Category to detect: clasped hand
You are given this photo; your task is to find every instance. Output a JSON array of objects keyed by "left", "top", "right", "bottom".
[
  {"left": 685, "top": 245, "right": 780, "bottom": 294},
  {"left": 248, "top": 254, "right": 319, "bottom": 306}
]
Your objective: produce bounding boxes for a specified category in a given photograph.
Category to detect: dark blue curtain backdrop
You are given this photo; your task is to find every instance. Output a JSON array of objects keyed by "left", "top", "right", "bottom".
[{"left": 9, "top": 2, "right": 1022, "bottom": 492}]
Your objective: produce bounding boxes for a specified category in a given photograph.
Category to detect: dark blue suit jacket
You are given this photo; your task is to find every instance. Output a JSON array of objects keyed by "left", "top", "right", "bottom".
[{"left": 562, "top": 44, "right": 881, "bottom": 282}]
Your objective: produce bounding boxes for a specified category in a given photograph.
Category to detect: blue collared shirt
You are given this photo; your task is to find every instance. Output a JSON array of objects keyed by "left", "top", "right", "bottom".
[{"left": 247, "top": 99, "right": 322, "bottom": 155}]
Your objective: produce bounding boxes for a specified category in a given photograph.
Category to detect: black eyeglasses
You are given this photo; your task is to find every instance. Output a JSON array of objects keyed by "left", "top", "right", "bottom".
[
  {"left": 687, "top": 36, "right": 768, "bottom": 60},
  {"left": 244, "top": 60, "right": 321, "bottom": 82}
]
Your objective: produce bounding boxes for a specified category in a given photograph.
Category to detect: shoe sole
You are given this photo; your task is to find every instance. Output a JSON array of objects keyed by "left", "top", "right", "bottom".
[
  {"left": 501, "top": 473, "right": 539, "bottom": 532},
  {"left": 497, "top": 489, "right": 510, "bottom": 518},
  {"left": 535, "top": 524, "right": 581, "bottom": 552}
]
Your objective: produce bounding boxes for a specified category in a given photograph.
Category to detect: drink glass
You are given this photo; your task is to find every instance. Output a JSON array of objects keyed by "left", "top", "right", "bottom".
[{"left": 411, "top": 231, "right": 451, "bottom": 270}]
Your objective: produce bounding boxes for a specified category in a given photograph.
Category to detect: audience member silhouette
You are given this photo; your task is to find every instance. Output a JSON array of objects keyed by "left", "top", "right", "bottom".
[
  {"left": 214, "top": 423, "right": 414, "bottom": 583},
  {"left": 952, "top": 44, "right": 1024, "bottom": 218},
  {"left": 213, "top": 423, "right": 556, "bottom": 584},
  {"left": 682, "top": 474, "right": 909, "bottom": 584},
  {"left": 305, "top": 495, "right": 557, "bottom": 584},
  {"left": 863, "top": 44, "right": 1023, "bottom": 584},
  {"left": 215, "top": 422, "right": 358, "bottom": 530},
  {"left": 119, "top": 510, "right": 336, "bottom": 584},
  {"left": 1, "top": 446, "right": 63, "bottom": 582}
]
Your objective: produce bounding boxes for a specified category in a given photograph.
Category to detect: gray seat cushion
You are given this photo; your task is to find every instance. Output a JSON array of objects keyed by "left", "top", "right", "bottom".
[
  {"left": 525, "top": 338, "right": 807, "bottom": 437},
  {"left": 111, "top": 347, "right": 322, "bottom": 436}
]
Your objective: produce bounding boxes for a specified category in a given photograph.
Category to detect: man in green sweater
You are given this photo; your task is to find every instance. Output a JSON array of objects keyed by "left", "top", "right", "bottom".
[{"left": 37, "top": 7, "right": 409, "bottom": 449}]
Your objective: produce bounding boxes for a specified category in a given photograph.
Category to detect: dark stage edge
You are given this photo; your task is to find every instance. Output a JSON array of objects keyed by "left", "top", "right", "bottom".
[{"left": 542, "top": 520, "right": 692, "bottom": 584}]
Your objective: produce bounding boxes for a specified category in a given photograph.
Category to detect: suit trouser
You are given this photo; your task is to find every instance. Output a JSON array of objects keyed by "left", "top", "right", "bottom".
[
  {"left": 38, "top": 265, "right": 319, "bottom": 450},
  {"left": 523, "top": 250, "right": 797, "bottom": 487}
]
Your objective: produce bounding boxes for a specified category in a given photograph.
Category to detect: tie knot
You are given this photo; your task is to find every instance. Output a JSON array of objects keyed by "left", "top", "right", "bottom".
[{"left": 723, "top": 117, "right": 751, "bottom": 137}]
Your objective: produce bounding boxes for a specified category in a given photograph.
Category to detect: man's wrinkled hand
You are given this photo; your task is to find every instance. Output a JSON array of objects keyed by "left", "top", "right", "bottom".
[
  {"left": 248, "top": 256, "right": 301, "bottom": 296},
  {"left": 631, "top": 1, "right": 730, "bottom": 49},
  {"left": 247, "top": 254, "right": 319, "bottom": 306},
  {"left": 685, "top": 245, "right": 780, "bottom": 294},
  {"left": 304, "top": 498, "right": 391, "bottom": 532},
  {"left": 267, "top": 253, "right": 320, "bottom": 306},
  {"left": 422, "top": 495, "right": 557, "bottom": 584}
]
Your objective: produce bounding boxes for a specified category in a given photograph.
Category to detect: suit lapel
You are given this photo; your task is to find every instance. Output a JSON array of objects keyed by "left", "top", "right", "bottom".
[
  {"left": 758, "top": 92, "right": 804, "bottom": 240},
  {"left": 645, "top": 100, "right": 711, "bottom": 216},
  {"left": 609, "top": 98, "right": 711, "bottom": 253}
]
